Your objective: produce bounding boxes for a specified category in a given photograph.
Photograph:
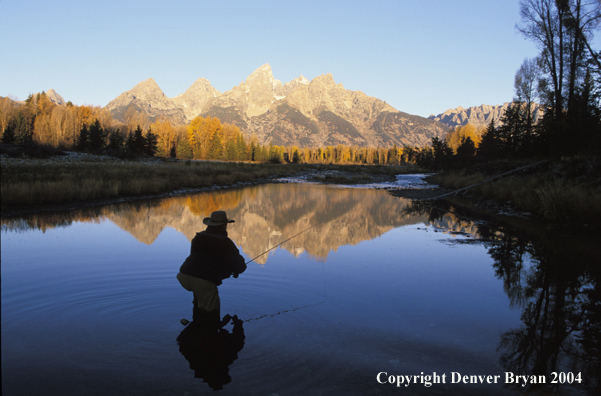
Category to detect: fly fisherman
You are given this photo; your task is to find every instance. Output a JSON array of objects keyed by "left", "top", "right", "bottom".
[{"left": 177, "top": 210, "right": 247, "bottom": 324}]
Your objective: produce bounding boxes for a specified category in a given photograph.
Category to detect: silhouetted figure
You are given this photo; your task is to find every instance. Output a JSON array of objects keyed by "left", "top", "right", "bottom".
[
  {"left": 177, "top": 314, "right": 245, "bottom": 390},
  {"left": 177, "top": 210, "right": 247, "bottom": 324}
]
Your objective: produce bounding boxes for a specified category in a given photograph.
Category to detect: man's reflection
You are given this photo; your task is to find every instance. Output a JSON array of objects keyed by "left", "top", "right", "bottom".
[{"left": 177, "top": 314, "right": 245, "bottom": 390}]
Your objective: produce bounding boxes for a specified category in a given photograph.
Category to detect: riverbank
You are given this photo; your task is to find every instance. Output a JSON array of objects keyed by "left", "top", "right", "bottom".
[
  {"left": 426, "top": 158, "right": 601, "bottom": 227},
  {"left": 0, "top": 151, "right": 420, "bottom": 217}
]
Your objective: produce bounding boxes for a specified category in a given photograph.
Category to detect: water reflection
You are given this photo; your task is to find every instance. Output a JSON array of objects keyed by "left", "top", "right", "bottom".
[
  {"left": 1, "top": 184, "right": 425, "bottom": 264},
  {"left": 2, "top": 182, "right": 600, "bottom": 394},
  {"left": 177, "top": 314, "right": 245, "bottom": 391},
  {"left": 406, "top": 201, "right": 601, "bottom": 394}
]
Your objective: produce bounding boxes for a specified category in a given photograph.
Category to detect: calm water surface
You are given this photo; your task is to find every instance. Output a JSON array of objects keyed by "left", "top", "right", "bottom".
[{"left": 2, "top": 180, "right": 598, "bottom": 395}]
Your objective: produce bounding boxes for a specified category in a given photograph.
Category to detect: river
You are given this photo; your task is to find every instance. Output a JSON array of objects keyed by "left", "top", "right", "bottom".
[{"left": 1, "top": 177, "right": 598, "bottom": 395}]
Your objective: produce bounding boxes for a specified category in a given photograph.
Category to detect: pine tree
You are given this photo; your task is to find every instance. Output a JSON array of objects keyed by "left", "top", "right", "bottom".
[
  {"left": 76, "top": 124, "right": 89, "bottom": 151},
  {"left": 126, "top": 131, "right": 135, "bottom": 153},
  {"left": 456, "top": 136, "right": 477, "bottom": 158},
  {"left": 1, "top": 120, "right": 16, "bottom": 144},
  {"left": 207, "top": 131, "right": 223, "bottom": 160},
  {"left": 108, "top": 128, "right": 124, "bottom": 150},
  {"left": 145, "top": 127, "right": 158, "bottom": 156},
  {"left": 87, "top": 119, "right": 106, "bottom": 152},
  {"left": 132, "top": 125, "right": 145, "bottom": 154},
  {"left": 176, "top": 137, "right": 193, "bottom": 159},
  {"left": 478, "top": 120, "right": 500, "bottom": 158}
]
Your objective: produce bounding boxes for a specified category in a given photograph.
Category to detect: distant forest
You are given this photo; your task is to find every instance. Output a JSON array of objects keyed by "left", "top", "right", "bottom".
[{"left": 0, "top": 93, "right": 417, "bottom": 165}]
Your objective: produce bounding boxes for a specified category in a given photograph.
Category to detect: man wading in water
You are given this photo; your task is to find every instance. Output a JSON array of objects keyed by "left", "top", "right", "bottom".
[{"left": 177, "top": 210, "right": 247, "bottom": 324}]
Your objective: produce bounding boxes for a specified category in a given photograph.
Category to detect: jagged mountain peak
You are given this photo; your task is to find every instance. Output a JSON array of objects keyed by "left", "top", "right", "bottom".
[
  {"left": 244, "top": 63, "right": 282, "bottom": 90},
  {"left": 46, "top": 89, "right": 65, "bottom": 105},
  {"left": 429, "top": 102, "right": 544, "bottom": 129},
  {"left": 105, "top": 65, "right": 449, "bottom": 147},
  {"left": 131, "top": 78, "right": 163, "bottom": 93}
]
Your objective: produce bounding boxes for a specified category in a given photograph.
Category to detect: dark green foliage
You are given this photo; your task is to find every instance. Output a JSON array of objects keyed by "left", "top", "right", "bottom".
[
  {"left": 497, "top": 102, "right": 528, "bottom": 156},
  {"left": 456, "top": 136, "right": 476, "bottom": 158},
  {"left": 225, "top": 139, "right": 237, "bottom": 160},
  {"left": 176, "top": 137, "right": 193, "bottom": 160},
  {"left": 131, "top": 126, "right": 145, "bottom": 154},
  {"left": 145, "top": 127, "right": 158, "bottom": 157},
  {"left": 87, "top": 119, "right": 106, "bottom": 152},
  {"left": 428, "top": 137, "right": 453, "bottom": 169},
  {"left": 15, "top": 110, "right": 34, "bottom": 144},
  {"left": 236, "top": 134, "right": 248, "bottom": 160},
  {"left": 207, "top": 131, "right": 223, "bottom": 160},
  {"left": 1, "top": 120, "right": 16, "bottom": 144},
  {"left": 478, "top": 120, "right": 501, "bottom": 158},
  {"left": 108, "top": 128, "right": 124, "bottom": 150},
  {"left": 76, "top": 124, "right": 89, "bottom": 151}
]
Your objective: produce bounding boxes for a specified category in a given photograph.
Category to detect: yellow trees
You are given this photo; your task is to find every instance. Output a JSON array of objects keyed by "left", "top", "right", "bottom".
[
  {"left": 445, "top": 123, "right": 484, "bottom": 154},
  {"left": 151, "top": 118, "right": 177, "bottom": 157},
  {"left": 186, "top": 116, "right": 246, "bottom": 160},
  {"left": 188, "top": 116, "right": 221, "bottom": 159}
]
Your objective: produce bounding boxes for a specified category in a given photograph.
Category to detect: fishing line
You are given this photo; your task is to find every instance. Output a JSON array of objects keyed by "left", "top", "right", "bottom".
[
  {"left": 244, "top": 219, "right": 328, "bottom": 265},
  {"left": 231, "top": 218, "right": 330, "bottom": 322}
]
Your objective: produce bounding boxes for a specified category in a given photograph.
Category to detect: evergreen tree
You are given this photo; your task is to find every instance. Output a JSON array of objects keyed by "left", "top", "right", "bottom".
[
  {"left": 207, "top": 131, "right": 223, "bottom": 160},
  {"left": 249, "top": 140, "right": 257, "bottom": 161},
  {"left": 478, "top": 120, "right": 501, "bottom": 158},
  {"left": 15, "top": 110, "right": 34, "bottom": 144},
  {"left": 498, "top": 101, "right": 528, "bottom": 156},
  {"left": 76, "top": 124, "right": 89, "bottom": 151},
  {"left": 236, "top": 134, "right": 248, "bottom": 160},
  {"left": 456, "top": 136, "right": 477, "bottom": 158},
  {"left": 87, "top": 119, "right": 106, "bottom": 152},
  {"left": 177, "top": 137, "right": 193, "bottom": 159},
  {"left": 132, "top": 125, "right": 145, "bottom": 154},
  {"left": 126, "top": 131, "right": 135, "bottom": 153},
  {"left": 108, "top": 128, "right": 124, "bottom": 150},
  {"left": 1, "top": 120, "right": 16, "bottom": 144},
  {"left": 431, "top": 137, "right": 453, "bottom": 168},
  {"left": 225, "top": 139, "right": 237, "bottom": 160},
  {"left": 145, "top": 127, "right": 158, "bottom": 156}
]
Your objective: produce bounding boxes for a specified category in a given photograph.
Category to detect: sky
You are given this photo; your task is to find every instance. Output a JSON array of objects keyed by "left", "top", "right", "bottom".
[{"left": 1, "top": 0, "right": 547, "bottom": 118}]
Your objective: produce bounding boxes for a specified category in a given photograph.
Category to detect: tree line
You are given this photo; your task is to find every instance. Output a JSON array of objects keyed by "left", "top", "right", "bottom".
[{"left": 0, "top": 93, "right": 422, "bottom": 165}]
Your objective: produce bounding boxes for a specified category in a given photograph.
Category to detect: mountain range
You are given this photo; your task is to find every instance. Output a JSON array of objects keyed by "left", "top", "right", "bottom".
[
  {"left": 428, "top": 102, "right": 545, "bottom": 129},
  {"left": 105, "top": 64, "right": 449, "bottom": 147},
  {"left": 19, "top": 64, "right": 534, "bottom": 147}
]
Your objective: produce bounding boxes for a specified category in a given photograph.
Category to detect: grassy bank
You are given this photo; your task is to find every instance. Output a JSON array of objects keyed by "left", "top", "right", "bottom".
[
  {"left": 1, "top": 153, "right": 421, "bottom": 210},
  {"left": 1, "top": 160, "right": 280, "bottom": 206},
  {"left": 432, "top": 159, "right": 601, "bottom": 225}
]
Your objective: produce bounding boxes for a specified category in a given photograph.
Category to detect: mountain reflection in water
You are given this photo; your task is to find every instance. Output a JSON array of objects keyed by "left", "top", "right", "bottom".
[
  {"left": 2, "top": 184, "right": 426, "bottom": 264},
  {"left": 2, "top": 183, "right": 600, "bottom": 395}
]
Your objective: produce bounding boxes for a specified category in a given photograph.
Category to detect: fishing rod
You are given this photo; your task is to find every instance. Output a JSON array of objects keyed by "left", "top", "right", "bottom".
[{"left": 244, "top": 219, "right": 327, "bottom": 265}]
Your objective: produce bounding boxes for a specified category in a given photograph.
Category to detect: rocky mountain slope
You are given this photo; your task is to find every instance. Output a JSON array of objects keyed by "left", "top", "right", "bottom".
[
  {"left": 429, "top": 103, "right": 545, "bottom": 129},
  {"left": 46, "top": 89, "right": 65, "bottom": 106},
  {"left": 105, "top": 64, "right": 448, "bottom": 147},
  {"left": 106, "top": 78, "right": 187, "bottom": 125}
]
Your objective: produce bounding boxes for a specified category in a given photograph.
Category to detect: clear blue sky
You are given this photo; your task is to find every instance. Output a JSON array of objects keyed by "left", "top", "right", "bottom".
[{"left": 1, "top": 0, "right": 545, "bottom": 117}]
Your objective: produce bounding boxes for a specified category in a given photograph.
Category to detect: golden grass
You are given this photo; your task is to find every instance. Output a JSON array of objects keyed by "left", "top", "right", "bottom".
[
  {"left": 1, "top": 161, "right": 300, "bottom": 207},
  {"left": 433, "top": 170, "right": 601, "bottom": 224},
  {"left": 1, "top": 159, "right": 423, "bottom": 208}
]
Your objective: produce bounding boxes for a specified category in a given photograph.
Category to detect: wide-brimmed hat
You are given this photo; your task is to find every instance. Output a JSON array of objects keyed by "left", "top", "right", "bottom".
[{"left": 203, "top": 210, "right": 235, "bottom": 226}]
